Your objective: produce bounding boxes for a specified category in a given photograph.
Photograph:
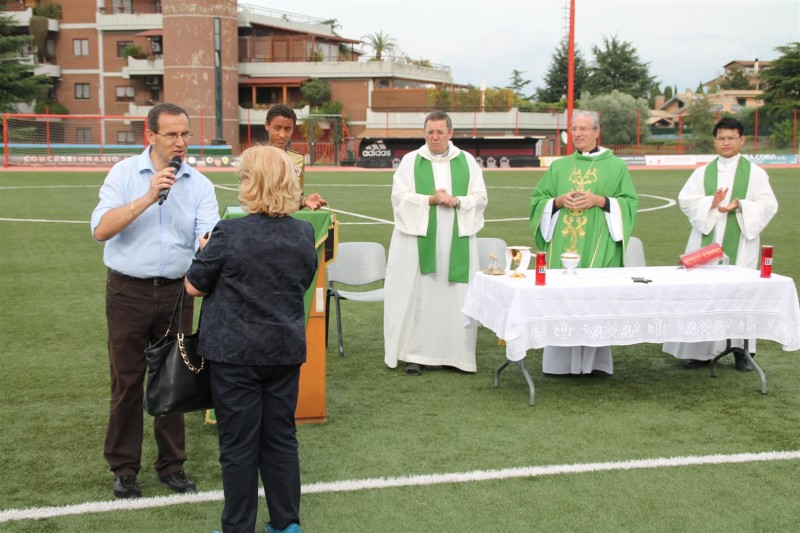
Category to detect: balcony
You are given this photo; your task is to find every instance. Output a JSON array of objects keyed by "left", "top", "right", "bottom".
[
  {"left": 124, "top": 56, "right": 164, "bottom": 77},
  {"left": 7, "top": 7, "right": 60, "bottom": 31},
  {"left": 96, "top": 8, "right": 161, "bottom": 32},
  {"left": 17, "top": 53, "right": 61, "bottom": 78},
  {"left": 239, "top": 57, "right": 452, "bottom": 85}
]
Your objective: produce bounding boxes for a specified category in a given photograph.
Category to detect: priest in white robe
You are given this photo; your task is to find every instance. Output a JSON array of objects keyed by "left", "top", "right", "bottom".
[
  {"left": 663, "top": 117, "right": 778, "bottom": 370},
  {"left": 384, "top": 110, "right": 488, "bottom": 375}
]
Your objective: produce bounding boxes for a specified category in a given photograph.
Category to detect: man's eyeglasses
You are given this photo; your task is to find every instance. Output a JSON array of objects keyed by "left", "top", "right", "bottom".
[
  {"left": 715, "top": 136, "right": 741, "bottom": 143},
  {"left": 155, "top": 131, "right": 193, "bottom": 142},
  {"left": 569, "top": 127, "right": 596, "bottom": 133}
]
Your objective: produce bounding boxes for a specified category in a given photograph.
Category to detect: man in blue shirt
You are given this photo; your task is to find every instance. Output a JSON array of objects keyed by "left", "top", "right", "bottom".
[{"left": 91, "top": 103, "right": 219, "bottom": 498}]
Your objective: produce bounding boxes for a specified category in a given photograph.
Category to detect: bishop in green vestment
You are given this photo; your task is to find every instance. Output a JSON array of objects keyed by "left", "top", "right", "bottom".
[{"left": 528, "top": 111, "right": 638, "bottom": 375}]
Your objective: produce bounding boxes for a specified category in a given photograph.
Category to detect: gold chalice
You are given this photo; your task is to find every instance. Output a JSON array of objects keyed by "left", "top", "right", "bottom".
[{"left": 506, "top": 246, "right": 532, "bottom": 278}]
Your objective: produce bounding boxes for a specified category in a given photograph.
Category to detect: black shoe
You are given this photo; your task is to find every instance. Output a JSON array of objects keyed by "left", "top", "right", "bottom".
[
  {"left": 113, "top": 475, "right": 141, "bottom": 498},
  {"left": 734, "top": 353, "right": 755, "bottom": 372},
  {"left": 683, "top": 359, "right": 710, "bottom": 369},
  {"left": 159, "top": 470, "right": 196, "bottom": 494},
  {"left": 405, "top": 363, "right": 423, "bottom": 376}
]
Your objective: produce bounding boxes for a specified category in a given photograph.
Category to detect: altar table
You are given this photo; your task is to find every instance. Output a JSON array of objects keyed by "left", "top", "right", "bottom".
[{"left": 461, "top": 265, "right": 800, "bottom": 405}]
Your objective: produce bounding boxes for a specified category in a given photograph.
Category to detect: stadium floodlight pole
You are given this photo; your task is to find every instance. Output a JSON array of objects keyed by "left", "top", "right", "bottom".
[{"left": 566, "top": 0, "right": 576, "bottom": 154}]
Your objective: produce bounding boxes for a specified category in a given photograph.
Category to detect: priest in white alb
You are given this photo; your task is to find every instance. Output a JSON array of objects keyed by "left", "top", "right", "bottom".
[
  {"left": 663, "top": 117, "right": 778, "bottom": 371},
  {"left": 384, "top": 110, "right": 488, "bottom": 376}
]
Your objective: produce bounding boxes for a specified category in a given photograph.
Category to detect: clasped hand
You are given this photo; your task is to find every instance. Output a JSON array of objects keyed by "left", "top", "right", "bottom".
[
  {"left": 557, "top": 190, "right": 602, "bottom": 210},
  {"left": 430, "top": 188, "right": 458, "bottom": 208}
]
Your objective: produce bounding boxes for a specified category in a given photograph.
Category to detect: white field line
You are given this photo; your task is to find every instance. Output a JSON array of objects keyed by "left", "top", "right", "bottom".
[
  {"left": 1, "top": 450, "right": 799, "bottom": 523},
  {"left": 0, "top": 217, "right": 88, "bottom": 224}
]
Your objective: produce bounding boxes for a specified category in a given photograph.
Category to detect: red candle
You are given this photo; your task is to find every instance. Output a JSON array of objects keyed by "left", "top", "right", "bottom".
[
  {"left": 760, "top": 245, "right": 773, "bottom": 278},
  {"left": 535, "top": 252, "right": 547, "bottom": 286}
]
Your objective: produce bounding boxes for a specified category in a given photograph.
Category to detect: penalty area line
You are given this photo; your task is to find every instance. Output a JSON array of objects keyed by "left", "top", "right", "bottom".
[{"left": 2, "top": 450, "right": 798, "bottom": 523}]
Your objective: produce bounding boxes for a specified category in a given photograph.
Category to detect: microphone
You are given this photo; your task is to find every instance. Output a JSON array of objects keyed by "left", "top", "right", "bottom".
[{"left": 158, "top": 156, "right": 182, "bottom": 205}]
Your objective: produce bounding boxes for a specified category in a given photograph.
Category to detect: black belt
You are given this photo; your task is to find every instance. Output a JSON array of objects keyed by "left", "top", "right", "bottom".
[{"left": 108, "top": 268, "right": 182, "bottom": 286}]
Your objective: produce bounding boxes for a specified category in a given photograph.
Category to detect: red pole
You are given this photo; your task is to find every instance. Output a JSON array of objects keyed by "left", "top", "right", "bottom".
[
  {"left": 46, "top": 106, "right": 52, "bottom": 157},
  {"left": 636, "top": 109, "right": 641, "bottom": 155},
  {"left": 200, "top": 109, "right": 205, "bottom": 158},
  {"left": 2, "top": 114, "right": 8, "bottom": 168},
  {"left": 678, "top": 114, "right": 683, "bottom": 155},
  {"left": 247, "top": 108, "right": 252, "bottom": 148},
  {"left": 754, "top": 109, "right": 759, "bottom": 153},
  {"left": 566, "top": 0, "right": 576, "bottom": 154}
]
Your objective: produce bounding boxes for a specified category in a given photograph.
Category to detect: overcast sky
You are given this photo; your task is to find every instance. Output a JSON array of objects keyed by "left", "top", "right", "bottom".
[{"left": 244, "top": 0, "right": 799, "bottom": 95}]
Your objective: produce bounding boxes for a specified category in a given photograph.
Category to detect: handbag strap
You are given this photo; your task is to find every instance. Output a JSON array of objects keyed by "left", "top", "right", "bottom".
[{"left": 164, "top": 284, "right": 186, "bottom": 336}]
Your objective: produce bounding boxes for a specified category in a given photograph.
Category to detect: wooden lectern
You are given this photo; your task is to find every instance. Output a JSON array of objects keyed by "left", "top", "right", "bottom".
[{"left": 210, "top": 206, "right": 336, "bottom": 424}]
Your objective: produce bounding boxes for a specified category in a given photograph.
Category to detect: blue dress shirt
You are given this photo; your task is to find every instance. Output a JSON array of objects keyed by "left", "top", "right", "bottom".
[{"left": 91, "top": 147, "right": 220, "bottom": 279}]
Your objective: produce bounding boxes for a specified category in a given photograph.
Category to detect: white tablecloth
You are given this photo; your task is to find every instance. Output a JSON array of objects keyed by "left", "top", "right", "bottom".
[{"left": 462, "top": 265, "right": 800, "bottom": 362}]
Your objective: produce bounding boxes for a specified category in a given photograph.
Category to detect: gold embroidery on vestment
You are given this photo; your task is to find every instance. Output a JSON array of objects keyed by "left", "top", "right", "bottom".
[{"left": 560, "top": 165, "right": 598, "bottom": 252}]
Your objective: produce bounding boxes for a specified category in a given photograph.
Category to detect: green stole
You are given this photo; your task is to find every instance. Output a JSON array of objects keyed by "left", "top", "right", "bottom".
[
  {"left": 701, "top": 157, "right": 750, "bottom": 264},
  {"left": 414, "top": 152, "right": 470, "bottom": 283}
]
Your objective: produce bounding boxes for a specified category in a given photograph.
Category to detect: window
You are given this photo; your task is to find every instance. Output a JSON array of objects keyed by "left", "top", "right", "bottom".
[
  {"left": 73, "top": 39, "right": 89, "bottom": 56},
  {"left": 76, "top": 128, "right": 92, "bottom": 144},
  {"left": 75, "top": 83, "right": 90, "bottom": 99},
  {"left": 115, "top": 86, "right": 135, "bottom": 101},
  {"left": 113, "top": 0, "right": 133, "bottom": 13},
  {"left": 117, "top": 131, "right": 137, "bottom": 145},
  {"left": 116, "top": 41, "right": 133, "bottom": 58}
]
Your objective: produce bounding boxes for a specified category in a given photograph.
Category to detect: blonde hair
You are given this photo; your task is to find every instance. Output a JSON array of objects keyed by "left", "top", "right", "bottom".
[{"left": 238, "top": 145, "right": 302, "bottom": 216}]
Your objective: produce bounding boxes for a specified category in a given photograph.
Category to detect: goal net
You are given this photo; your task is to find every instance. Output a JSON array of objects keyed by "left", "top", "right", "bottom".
[{"left": 2, "top": 113, "right": 147, "bottom": 168}]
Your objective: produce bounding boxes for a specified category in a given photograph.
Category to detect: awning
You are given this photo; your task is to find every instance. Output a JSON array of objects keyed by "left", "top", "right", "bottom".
[
  {"left": 239, "top": 77, "right": 310, "bottom": 86},
  {"left": 135, "top": 29, "right": 163, "bottom": 37},
  {"left": 358, "top": 128, "right": 424, "bottom": 139}
]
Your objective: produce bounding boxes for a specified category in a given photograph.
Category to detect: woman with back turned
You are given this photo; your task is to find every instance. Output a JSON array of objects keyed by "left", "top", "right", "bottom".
[{"left": 185, "top": 145, "right": 317, "bottom": 533}]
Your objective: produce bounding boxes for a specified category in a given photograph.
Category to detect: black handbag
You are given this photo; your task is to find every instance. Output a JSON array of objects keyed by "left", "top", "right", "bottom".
[{"left": 144, "top": 286, "right": 212, "bottom": 416}]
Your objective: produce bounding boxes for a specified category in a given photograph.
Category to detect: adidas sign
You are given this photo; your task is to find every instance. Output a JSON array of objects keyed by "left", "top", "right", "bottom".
[{"left": 361, "top": 140, "right": 392, "bottom": 158}]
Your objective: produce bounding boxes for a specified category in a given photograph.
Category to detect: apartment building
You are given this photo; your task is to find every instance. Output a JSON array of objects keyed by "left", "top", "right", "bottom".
[{"left": 5, "top": 0, "right": 556, "bottom": 165}]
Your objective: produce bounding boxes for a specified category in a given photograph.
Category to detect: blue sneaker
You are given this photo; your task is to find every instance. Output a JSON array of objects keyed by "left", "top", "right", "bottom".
[{"left": 265, "top": 523, "right": 301, "bottom": 533}]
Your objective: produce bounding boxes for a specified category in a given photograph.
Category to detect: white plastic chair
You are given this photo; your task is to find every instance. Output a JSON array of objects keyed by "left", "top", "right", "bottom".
[
  {"left": 477, "top": 237, "right": 508, "bottom": 270},
  {"left": 624, "top": 236, "right": 646, "bottom": 267},
  {"left": 326, "top": 242, "right": 386, "bottom": 357}
]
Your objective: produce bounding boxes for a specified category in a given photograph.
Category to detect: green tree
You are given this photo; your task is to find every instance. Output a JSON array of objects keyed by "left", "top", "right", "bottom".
[
  {"left": 769, "top": 119, "right": 794, "bottom": 149},
  {"left": 300, "top": 78, "right": 332, "bottom": 110},
  {"left": 663, "top": 85, "right": 674, "bottom": 100},
  {"left": 649, "top": 83, "right": 662, "bottom": 108},
  {"left": 686, "top": 95, "right": 716, "bottom": 153},
  {"left": 361, "top": 30, "right": 396, "bottom": 61},
  {"left": 585, "top": 35, "right": 656, "bottom": 100},
  {"left": 695, "top": 82, "right": 705, "bottom": 94},
  {"left": 759, "top": 42, "right": 800, "bottom": 119},
  {"left": 534, "top": 40, "right": 589, "bottom": 103},
  {"left": 507, "top": 69, "right": 531, "bottom": 107},
  {"left": 719, "top": 68, "right": 752, "bottom": 90},
  {"left": 579, "top": 90, "right": 650, "bottom": 144},
  {"left": 0, "top": 12, "right": 52, "bottom": 113}
]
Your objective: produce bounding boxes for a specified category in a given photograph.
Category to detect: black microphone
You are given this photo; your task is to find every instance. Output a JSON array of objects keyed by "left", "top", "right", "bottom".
[{"left": 158, "top": 156, "right": 182, "bottom": 205}]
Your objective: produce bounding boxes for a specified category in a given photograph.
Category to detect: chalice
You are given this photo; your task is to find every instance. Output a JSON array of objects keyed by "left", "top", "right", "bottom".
[
  {"left": 506, "top": 246, "right": 532, "bottom": 278},
  {"left": 561, "top": 252, "right": 580, "bottom": 275}
]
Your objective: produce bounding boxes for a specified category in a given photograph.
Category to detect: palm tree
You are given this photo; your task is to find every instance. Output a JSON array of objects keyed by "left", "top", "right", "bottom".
[{"left": 361, "top": 30, "right": 396, "bottom": 61}]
